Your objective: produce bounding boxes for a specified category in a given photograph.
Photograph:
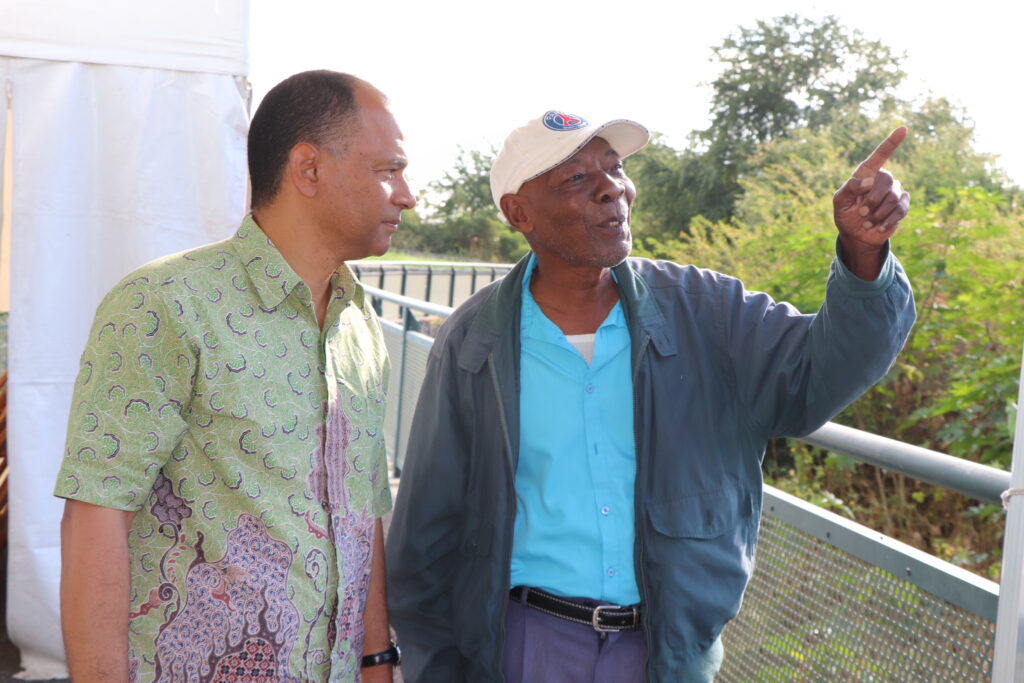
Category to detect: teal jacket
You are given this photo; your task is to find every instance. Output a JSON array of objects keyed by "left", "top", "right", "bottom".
[{"left": 386, "top": 247, "right": 915, "bottom": 681}]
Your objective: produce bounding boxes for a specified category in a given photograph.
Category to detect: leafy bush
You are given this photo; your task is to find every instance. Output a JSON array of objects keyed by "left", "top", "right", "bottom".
[{"left": 634, "top": 121, "right": 1023, "bottom": 579}]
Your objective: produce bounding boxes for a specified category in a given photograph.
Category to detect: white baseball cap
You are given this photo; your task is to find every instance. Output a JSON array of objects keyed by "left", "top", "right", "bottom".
[{"left": 490, "top": 110, "right": 650, "bottom": 222}]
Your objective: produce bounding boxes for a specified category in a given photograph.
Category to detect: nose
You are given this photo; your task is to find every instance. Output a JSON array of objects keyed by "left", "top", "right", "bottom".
[
  {"left": 595, "top": 171, "right": 626, "bottom": 203},
  {"left": 394, "top": 175, "right": 416, "bottom": 210}
]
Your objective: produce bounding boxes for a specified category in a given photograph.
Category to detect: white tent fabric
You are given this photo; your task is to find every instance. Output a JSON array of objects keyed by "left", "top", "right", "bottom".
[
  {"left": 1, "top": 5, "right": 249, "bottom": 676},
  {"left": 0, "top": 0, "right": 247, "bottom": 76}
]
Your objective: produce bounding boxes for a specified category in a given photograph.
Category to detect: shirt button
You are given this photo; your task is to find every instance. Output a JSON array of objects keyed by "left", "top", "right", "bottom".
[
  {"left": 607, "top": 567, "right": 616, "bottom": 577},
  {"left": 585, "top": 384, "right": 595, "bottom": 394},
  {"left": 600, "top": 506, "right": 610, "bottom": 515}
]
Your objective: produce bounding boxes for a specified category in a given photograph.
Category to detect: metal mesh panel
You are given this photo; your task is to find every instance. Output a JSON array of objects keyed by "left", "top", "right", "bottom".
[
  {"left": 396, "top": 332, "right": 432, "bottom": 473},
  {"left": 380, "top": 319, "right": 403, "bottom": 466},
  {"left": 719, "top": 514, "right": 995, "bottom": 682}
]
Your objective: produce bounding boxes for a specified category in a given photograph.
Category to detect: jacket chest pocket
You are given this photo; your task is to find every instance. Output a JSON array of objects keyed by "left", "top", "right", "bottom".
[{"left": 648, "top": 483, "right": 754, "bottom": 539}]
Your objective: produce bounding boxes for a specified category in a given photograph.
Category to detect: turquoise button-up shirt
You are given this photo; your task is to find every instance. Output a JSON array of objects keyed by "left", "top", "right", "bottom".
[{"left": 509, "top": 255, "right": 640, "bottom": 606}]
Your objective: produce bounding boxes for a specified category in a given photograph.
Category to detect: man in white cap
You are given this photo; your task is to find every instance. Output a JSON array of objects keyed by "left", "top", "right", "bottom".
[{"left": 386, "top": 111, "right": 915, "bottom": 682}]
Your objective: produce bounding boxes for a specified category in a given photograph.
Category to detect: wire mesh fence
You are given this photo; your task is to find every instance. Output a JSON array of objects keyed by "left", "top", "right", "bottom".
[{"left": 720, "top": 513, "right": 994, "bottom": 681}]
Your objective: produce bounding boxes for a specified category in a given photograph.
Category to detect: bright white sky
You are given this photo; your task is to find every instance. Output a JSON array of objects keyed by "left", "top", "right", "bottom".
[{"left": 249, "top": 0, "right": 1023, "bottom": 196}]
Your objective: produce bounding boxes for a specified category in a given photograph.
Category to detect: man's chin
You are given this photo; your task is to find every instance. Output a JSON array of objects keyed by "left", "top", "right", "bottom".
[
  {"left": 602, "top": 236, "right": 633, "bottom": 268},
  {"left": 562, "top": 244, "right": 632, "bottom": 269},
  {"left": 370, "top": 235, "right": 394, "bottom": 258}
]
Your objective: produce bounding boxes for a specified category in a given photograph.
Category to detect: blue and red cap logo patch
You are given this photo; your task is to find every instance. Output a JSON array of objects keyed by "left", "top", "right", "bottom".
[{"left": 542, "top": 111, "right": 588, "bottom": 131}]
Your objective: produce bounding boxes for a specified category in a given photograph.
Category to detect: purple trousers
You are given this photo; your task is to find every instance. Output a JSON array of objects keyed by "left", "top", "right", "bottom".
[{"left": 501, "top": 590, "right": 723, "bottom": 682}]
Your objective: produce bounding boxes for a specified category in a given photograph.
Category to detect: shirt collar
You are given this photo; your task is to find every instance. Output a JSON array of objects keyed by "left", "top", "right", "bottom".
[
  {"left": 520, "top": 253, "right": 625, "bottom": 340},
  {"left": 331, "top": 264, "right": 361, "bottom": 311},
  {"left": 231, "top": 214, "right": 359, "bottom": 311},
  {"left": 457, "top": 252, "right": 676, "bottom": 375}
]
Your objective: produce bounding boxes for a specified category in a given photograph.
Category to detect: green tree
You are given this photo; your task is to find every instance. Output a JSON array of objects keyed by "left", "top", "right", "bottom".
[
  {"left": 703, "top": 14, "right": 905, "bottom": 158},
  {"left": 634, "top": 114, "right": 1024, "bottom": 578},
  {"left": 629, "top": 15, "right": 907, "bottom": 240},
  {"left": 626, "top": 136, "right": 731, "bottom": 238},
  {"left": 392, "top": 148, "right": 527, "bottom": 262}
]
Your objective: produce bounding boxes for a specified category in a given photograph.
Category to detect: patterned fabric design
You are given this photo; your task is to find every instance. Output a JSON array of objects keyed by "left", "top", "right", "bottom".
[
  {"left": 153, "top": 514, "right": 299, "bottom": 681},
  {"left": 55, "top": 216, "right": 392, "bottom": 682},
  {"left": 211, "top": 638, "right": 278, "bottom": 682}
]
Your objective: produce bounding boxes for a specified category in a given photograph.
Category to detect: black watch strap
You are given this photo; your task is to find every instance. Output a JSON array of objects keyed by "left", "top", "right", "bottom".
[{"left": 361, "top": 641, "right": 401, "bottom": 668}]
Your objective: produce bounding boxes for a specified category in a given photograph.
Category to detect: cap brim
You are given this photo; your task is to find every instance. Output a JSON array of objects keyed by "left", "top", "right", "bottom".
[
  {"left": 590, "top": 120, "right": 651, "bottom": 162},
  {"left": 521, "top": 118, "right": 650, "bottom": 186}
]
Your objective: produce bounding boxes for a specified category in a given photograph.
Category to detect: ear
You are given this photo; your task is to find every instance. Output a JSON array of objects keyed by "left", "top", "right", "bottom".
[
  {"left": 286, "top": 142, "right": 322, "bottom": 199},
  {"left": 500, "top": 194, "right": 533, "bottom": 235}
]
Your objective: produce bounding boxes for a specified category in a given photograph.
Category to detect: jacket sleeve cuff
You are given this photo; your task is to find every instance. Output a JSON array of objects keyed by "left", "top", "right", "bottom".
[{"left": 830, "top": 237, "right": 896, "bottom": 297}]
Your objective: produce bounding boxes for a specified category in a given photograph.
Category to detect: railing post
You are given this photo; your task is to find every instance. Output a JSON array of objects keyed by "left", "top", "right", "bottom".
[
  {"left": 448, "top": 266, "right": 456, "bottom": 308},
  {"left": 992, "top": 340, "right": 1024, "bottom": 681},
  {"left": 425, "top": 266, "right": 433, "bottom": 303}
]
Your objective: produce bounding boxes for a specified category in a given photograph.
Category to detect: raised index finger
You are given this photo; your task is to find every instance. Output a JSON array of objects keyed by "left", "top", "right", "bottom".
[{"left": 853, "top": 126, "right": 908, "bottom": 179}]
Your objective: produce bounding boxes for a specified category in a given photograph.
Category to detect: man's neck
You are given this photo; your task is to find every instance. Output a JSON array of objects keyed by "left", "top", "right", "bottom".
[
  {"left": 251, "top": 205, "right": 339, "bottom": 329},
  {"left": 529, "top": 259, "right": 620, "bottom": 336}
]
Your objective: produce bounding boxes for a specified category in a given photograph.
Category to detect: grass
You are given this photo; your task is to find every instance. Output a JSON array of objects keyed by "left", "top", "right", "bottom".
[{"left": 358, "top": 250, "right": 442, "bottom": 262}]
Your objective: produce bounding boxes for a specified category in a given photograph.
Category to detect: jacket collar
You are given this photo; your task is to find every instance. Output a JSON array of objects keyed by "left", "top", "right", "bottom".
[
  {"left": 613, "top": 256, "right": 678, "bottom": 363},
  {"left": 457, "top": 253, "right": 676, "bottom": 373}
]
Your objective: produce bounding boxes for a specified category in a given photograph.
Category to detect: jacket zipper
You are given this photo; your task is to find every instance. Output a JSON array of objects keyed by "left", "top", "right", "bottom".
[
  {"left": 488, "top": 353, "right": 516, "bottom": 682},
  {"left": 632, "top": 334, "right": 653, "bottom": 680}
]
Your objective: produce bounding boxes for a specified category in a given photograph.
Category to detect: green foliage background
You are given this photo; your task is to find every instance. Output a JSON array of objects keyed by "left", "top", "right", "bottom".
[
  {"left": 394, "top": 14, "right": 1023, "bottom": 579},
  {"left": 637, "top": 120, "right": 1023, "bottom": 578},
  {"left": 392, "top": 148, "right": 530, "bottom": 262}
]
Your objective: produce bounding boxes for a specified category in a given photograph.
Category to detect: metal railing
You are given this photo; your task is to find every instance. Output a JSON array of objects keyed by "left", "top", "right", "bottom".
[
  {"left": 352, "top": 261, "right": 512, "bottom": 312},
  {"left": 358, "top": 261, "right": 1014, "bottom": 680}
]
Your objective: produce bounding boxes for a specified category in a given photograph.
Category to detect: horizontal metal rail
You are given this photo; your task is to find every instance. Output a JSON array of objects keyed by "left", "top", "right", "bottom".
[
  {"left": 362, "top": 285, "right": 455, "bottom": 318},
  {"left": 352, "top": 260, "right": 516, "bottom": 271},
  {"left": 354, "top": 262, "right": 513, "bottom": 309},
  {"left": 799, "top": 422, "right": 1010, "bottom": 505},
  {"left": 362, "top": 283, "right": 1011, "bottom": 507}
]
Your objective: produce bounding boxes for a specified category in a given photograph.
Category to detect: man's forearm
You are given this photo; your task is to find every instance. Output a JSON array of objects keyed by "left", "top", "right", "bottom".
[
  {"left": 361, "top": 517, "right": 393, "bottom": 680},
  {"left": 60, "top": 500, "right": 134, "bottom": 683}
]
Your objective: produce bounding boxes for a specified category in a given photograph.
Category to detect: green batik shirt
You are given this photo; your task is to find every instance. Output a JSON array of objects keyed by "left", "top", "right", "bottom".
[{"left": 55, "top": 215, "right": 392, "bottom": 682}]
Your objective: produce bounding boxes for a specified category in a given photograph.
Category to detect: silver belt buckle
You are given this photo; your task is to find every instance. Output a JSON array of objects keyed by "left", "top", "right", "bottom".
[{"left": 592, "top": 604, "right": 625, "bottom": 633}]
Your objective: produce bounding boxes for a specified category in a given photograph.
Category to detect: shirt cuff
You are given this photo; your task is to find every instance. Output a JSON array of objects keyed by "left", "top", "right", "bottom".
[{"left": 830, "top": 237, "right": 896, "bottom": 297}]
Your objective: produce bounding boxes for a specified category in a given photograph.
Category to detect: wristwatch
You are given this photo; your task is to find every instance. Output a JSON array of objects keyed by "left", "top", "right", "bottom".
[{"left": 361, "top": 640, "right": 401, "bottom": 668}]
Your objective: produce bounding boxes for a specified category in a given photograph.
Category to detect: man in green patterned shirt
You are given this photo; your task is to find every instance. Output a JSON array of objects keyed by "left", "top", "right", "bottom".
[{"left": 55, "top": 71, "right": 414, "bottom": 682}]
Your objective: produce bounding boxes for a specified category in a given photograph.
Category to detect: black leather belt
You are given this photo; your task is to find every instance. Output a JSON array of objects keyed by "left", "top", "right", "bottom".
[{"left": 510, "top": 586, "right": 641, "bottom": 632}]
